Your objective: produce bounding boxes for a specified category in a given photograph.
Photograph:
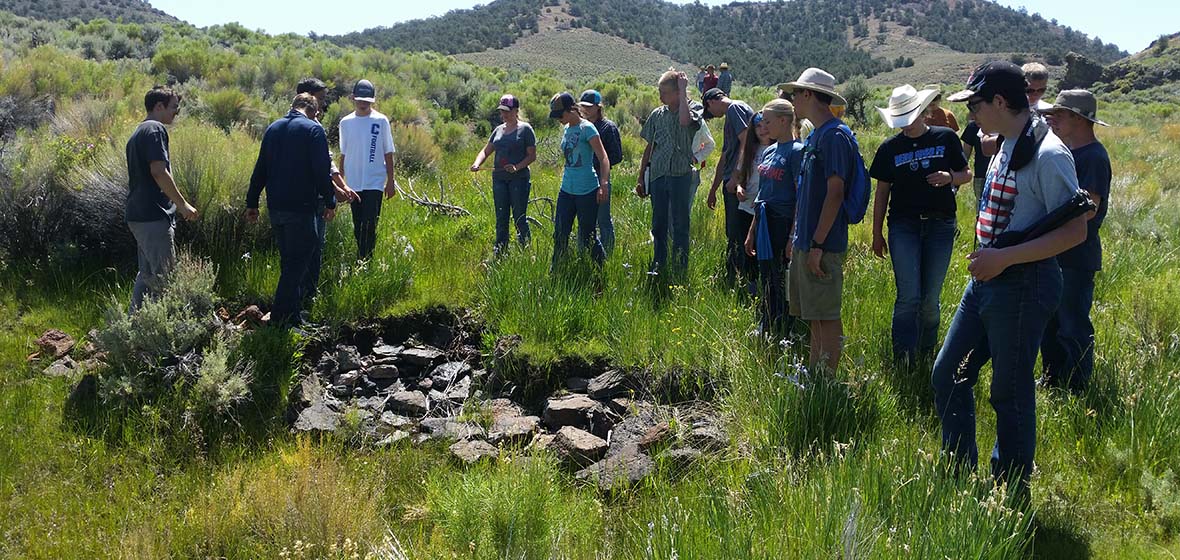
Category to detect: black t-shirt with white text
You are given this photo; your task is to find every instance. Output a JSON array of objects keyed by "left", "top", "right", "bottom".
[{"left": 869, "top": 126, "right": 969, "bottom": 219}]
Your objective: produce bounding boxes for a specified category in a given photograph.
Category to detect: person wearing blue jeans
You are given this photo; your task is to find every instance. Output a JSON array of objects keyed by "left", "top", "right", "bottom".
[
  {"left": 648, "top": 174, "right": 694, "bottom": 271},
  {"left": 471, "top": 94, "right": 536, "bottom": 253},
  {"left": 934, "top": 61, "right": 1088, "bottom": 496},
  {"left": 1040, "top": 89, "right": 1112, "bottom": 393},
  {"left": 246, "top": 93, "right": 337, "bottom": 328},
  {"left": 637, "top": 71, "right": 703, "bottom": 275},
  {"left": 578, "top": 90, "right": 624, "bottom": 254},
  {"left": 869, "top": 84, "right": 972, "bottom": 363},
  {"left": 549, "top": 92, "right": 610, "bottom": 269}
]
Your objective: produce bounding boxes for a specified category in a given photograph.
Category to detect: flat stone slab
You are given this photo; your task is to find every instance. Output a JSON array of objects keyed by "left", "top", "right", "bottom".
[
  {"left": 543, "top": 395, "right": 603, "bottom": 431},
  {"left": 577, "top": 444, "right": 655, "bottom": 491},
  {"left": 450, "top": 440, "right": 499, "bottom": 465},
  {"left": 293, "top": 402, "right": 341, "bottom": 433},
  {"left": 399, "top": 346, "right": 444, "bottom": 366},
  {"left": 389, "top": 390, "right": 429, "bottom": 416},
  {"left": 552, "top": 426, "right": 608, "bottom": 468}
]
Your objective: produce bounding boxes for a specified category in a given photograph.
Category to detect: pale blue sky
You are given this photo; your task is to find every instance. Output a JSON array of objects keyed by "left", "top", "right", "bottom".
[{"left": 151, "top": 0, "right": 1175, "bottom": 53}]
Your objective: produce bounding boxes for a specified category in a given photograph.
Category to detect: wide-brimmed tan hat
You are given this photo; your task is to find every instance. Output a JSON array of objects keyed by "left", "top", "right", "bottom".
[
  {"left": 1041, "top": 89, "right": 1109, "bottom": 126},
  {"left": 877, "top": 84, "right": 939, "bottom": 128},
  {"left": 777, "top": 68, "right": 847, "bottom": 106}
]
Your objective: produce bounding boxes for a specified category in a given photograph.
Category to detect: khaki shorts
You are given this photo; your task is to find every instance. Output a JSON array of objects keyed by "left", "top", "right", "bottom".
[{"left": 788, "top": 250, "right": 846, "bottom": 321}]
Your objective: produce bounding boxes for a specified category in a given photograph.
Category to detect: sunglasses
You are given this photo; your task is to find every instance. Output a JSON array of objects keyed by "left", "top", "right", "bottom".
[
  {"left": 966, "top": 98, "right": 986, "bottom": 114},
  {"left": 1026, "top": 87, "right": 1047, "bottom": 95}
]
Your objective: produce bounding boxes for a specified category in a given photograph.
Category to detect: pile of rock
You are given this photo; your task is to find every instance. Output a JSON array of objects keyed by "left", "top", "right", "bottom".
[
  {"left": 288, "top": 334, "right": 725, "bottom": 492},
  {"left": 30, "top": 329, "right": 104, "bottom": 377}
]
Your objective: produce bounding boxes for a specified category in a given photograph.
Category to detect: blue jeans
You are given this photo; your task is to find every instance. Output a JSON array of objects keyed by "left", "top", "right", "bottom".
[
  {"left": 888, "top": 215, "right": 957, "bottom": 361},
  {"left": 931, "top": 259, "right": 1062, "bottom": 492},
  {"left": 649, "top": 174, "right": 693, "bottom": 272},
  {"left": 303, "top": 211, "right": 328, "bottom": 304},
  {"left": 270, "top": 210, "right": 319, "bottom": 327},
  {"left": 1040, "top": 267, "right": 1096, "bottom": 392},
  {"left": 723, "top": 189, "right": 755, "bottom": 285},
  {"left": 492, "top": 177, "right": 531, "bottom": 251},
  {"left": 597, "top": 183, "right": 615, "bottom": 254},
  {"left": 552, "top": 190, "right": 604, "bottom": 267}
]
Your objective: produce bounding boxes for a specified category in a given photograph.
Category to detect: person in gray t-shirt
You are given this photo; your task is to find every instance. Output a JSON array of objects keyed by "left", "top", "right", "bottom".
[
  {"left": 471, "top": 94, "right": 537, "bottom": 253},
  {"left": 933, "top": 61, "right": 1088, "bottom": 499},
  {"left": 124, "top": 86, "right": 198, "bottom": 313}
]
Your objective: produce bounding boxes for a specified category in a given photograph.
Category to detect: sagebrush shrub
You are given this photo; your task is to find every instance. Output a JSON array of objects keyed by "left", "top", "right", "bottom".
[{"left": 393, "top": 124, "right": 441, "bottom": 175}]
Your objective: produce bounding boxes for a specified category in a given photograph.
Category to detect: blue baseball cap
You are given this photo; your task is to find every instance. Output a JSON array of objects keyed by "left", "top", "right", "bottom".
[
  {"left": 352, "top": 79, "right": 376, "bottom": 103},
  {"left": 578, "top": 89, "right": 603, "bottom": 107}
]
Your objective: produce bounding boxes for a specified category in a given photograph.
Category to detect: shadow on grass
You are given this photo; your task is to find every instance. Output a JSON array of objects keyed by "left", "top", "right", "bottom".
[{"left": 1032, "top": 515, "right": 1092, "bottom": 559}]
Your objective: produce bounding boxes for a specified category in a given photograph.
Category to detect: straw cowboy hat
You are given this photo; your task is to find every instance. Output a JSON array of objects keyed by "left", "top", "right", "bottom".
[
  {"left": 877, "top": 84, "right": 939, "bottom": 128},
  {"left": 777, "top": 68, "right": 847, "bottom": 106}
]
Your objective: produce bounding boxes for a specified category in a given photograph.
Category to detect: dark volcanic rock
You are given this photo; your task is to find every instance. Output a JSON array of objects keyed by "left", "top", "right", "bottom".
[
  {"left": 367, "top": 363, "right": 400, "bottom": 379},
  {"left": 543, "top": 395, "right": 606, "bottom": 432},
  {"left": 565, "top": 377, "right": 590, "bottom": 393},
  {"left": 42, "top": 356, "right": 78, "bottom": 377},
  {"left": 294, "top": 402, "right": 341, "bottom": 433},
  {"left": 399, "top": 346, "right": 444, "bottom": 367},
  {"left": 389, "top": 390, "right": 429, "bottom": 416},
  {"left": 576, "top": 444, "right": 654, "bottom": 491},
  {"left": 431, "top": 361, "right": 472, "bottom": 385},
  {"left": 336, "top": 346, "right": 365, "bottom": 373},
  {"left": 587, "top": 369, "right": 630, "bottom": 399},
  {"left": 551, "top": 426, "right": 608, "bottom": 468},
  {"left": 36, "top": 329, "right": 76, "bottom": 359}
]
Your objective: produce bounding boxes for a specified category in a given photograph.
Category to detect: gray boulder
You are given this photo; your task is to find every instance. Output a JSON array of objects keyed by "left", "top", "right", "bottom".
[
  {"left": 543, "top": 395, "right": 605, "bottom": 432},
  {"left": 450, "top": 439, "right": 499, "bottom": 465},
  {"left": 336, "top": 346, "right": 365, "bottom": 373},
  {"left": 389, "top": 390, "right": 429, "bottom": 416},
  {"left": 576, "top": 444, "right": 655, "bottom": 491},
  {"left": 551, "top": 426, "right": 608, "bottom": 468},
  {"left": 293, "top": 402, "right": 341, "bottom": 433},
  {"left": 399, "top": 346, "right": 444, "bottom": 367},
  {"left": 587, "top": 369, "right": 630, "bottom": 399},
  {"left": 42, "top": 356, "right": 78, "bottom": 377},
  {"left": 431, "top": 361, "right": 472, "bottom": 385}
]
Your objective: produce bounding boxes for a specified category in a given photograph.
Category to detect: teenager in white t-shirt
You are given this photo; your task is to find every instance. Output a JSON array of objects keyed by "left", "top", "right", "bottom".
[{"left": 339, "top": 79, "right": 399, "bottom": 260}]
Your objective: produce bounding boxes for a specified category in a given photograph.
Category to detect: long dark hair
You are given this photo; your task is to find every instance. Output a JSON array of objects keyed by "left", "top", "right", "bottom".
[{"left": 738, "top": 112, "right": 768, "bottom": 186}]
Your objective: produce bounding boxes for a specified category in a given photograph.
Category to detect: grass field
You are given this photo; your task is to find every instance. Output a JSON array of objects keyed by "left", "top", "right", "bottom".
[{"left": 3, "top": 89, "right": 1180, "bottom": 558}]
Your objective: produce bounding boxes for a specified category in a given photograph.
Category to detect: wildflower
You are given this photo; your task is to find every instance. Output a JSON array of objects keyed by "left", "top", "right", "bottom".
[{"left": 241, "top": 252, "right": 251, "bottom": 261}]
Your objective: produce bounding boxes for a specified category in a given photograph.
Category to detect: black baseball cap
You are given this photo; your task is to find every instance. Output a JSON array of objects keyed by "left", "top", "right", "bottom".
[
  {"left": 948, "top": 61, "right": 1029, "bottom": 110},
  {"left": 702, "top": 87, "right": 727, "bottom": 119},
  {"left": 352, "top": 79, "right": 376, "bottom": 103},
  {"left": 549, "top": 92, "right": 577, "bottom": 119}
]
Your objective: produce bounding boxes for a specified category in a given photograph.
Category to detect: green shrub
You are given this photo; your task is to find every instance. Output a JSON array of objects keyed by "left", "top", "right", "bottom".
[
  {"left": 433, "top": 120, "right": 470, "bottom": 152},
  {"left": 392, "top": 124, "right": 441, "bottom": 175},
  {"left": 199, "top": 88, "right": 268, "bottom": 135}
]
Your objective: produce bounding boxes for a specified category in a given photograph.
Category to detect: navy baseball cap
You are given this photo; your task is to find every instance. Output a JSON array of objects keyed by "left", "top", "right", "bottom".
[
  {"left": 549, "top": 92, "right": 576, "bottom": 118},
  {"left": 948, "top": 61, "right": 1029, "bottom": 110},
  {"left": 352, "top": 79, "right": 376, "bottom": 103},
  {"left": 578, "top": 89, "right": 603, "bottom": 107},
  {"left": 497, "top": 94, "right": 520, "bottom": 111},
  {"left": 702, "top": 87, "right": 727, "bottom": 119}
]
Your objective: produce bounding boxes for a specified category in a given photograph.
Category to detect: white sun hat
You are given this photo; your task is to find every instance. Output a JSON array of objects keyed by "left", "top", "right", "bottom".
[{"left": 877, "top": 84, "right": 940, "bottom": 128}]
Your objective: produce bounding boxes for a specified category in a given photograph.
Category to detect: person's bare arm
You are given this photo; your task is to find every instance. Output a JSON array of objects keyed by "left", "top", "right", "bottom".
[
  {"left": 150, "top": 160, "right": 197, "bottom": 220},
  {"left": 677, "top": 73, "right": 691, "bottom": 127},
  {"left": 384, "top": 152, "right": 398, "bottom": 199},
  {"left": 590, "top": 135, "right": 610, "bottom": 204},
  {"left": 727, "top": 126, "right": 749, "bottom": 194},
  {"left": 807, "top": 175, "right": 845, "bottom": 277},
  {"left": 515, "top": 146, "right": 538, "bottom": 171},
  {"left": 636, "top": 142, "right": 654, "bottom": 197},
  {"left": 871, "top": 180, "right": 891, "bottom": 258},
  {"left": 470, "top": 142, "right": 494, "bottom": 171},
  {"left": 981, "top": 134, "right": 998, "bottom": 157}
]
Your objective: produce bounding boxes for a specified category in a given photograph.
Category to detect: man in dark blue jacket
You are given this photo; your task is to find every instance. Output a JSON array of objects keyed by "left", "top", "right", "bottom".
[{"left": 245, "top": 93, "right": 337, "bottom": 327}]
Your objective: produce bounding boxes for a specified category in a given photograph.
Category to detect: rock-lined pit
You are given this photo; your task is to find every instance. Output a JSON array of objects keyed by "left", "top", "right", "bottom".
[{"left": 286, "top": 308, "right": 725, "bottom": 491}]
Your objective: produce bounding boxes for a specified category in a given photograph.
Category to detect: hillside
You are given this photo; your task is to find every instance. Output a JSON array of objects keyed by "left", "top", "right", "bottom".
[
  {"left": 0, "top": 0, "right": 176, "bottom": 23},
  {"left": 455, "top": 27, "right": 692, "bottom": 82},
  {"left": 1094, "top": 33, "right": 1180, "bottom": 103},
  {"left": 332, "top": 0, "right": 1126, "bottom": 84}
]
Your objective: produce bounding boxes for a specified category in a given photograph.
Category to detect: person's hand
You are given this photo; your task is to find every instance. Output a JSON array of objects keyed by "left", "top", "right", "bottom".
[
  {"left": 336, "top": 185, "right": 359, "bottom": 203},
  {"left": 926, "top": 171, "right": 952, "bottom": 187},
  {"left": 596, "top": 185, "right": 608, "bottom": 205},
  {"left": 244, "top": 208, "right": 259, "bottom": 224},
  {"left": 179, "top": 202, "right": 199, "bottom": 221},
  {"left": 744, "top": 233, "right": 756, "bottom": 257},
  {"left": 505, "top": 163, "right": 518, "bottom": 174},
  {"left": 706, "top": 188, "right": 718, "bottom": 210},
  {"left": 469, "top": 163, "right": 481, "bottom": 172},
  {"left": 676, "top": 72, "right": 689, "bottom": 93},
  {"left": 736, "top": 185, "right": 747, "bottom": 202},
  {"left": 323, "top": 207, "right": 336, "bottom": 221},
  {"left": 725, "top": 176, "right": 739, "bottom": 194},
  {"left": 785, "top": 242, "right": 793, "bottom": 261},
  {"left": 966, "top": 248, "right": 1011, "bottom": 282},
  {"left": 807, "top": 248, "right": 828, "bottom": 278},
  {"left": 635, "top": 179, "right": 647, "bottom": 198},
  {"left": 872, "top": 234, "right": 888, "bottom": 258},
  {"left": 385, "top": 179, "right": 399, "bottom": 199}
]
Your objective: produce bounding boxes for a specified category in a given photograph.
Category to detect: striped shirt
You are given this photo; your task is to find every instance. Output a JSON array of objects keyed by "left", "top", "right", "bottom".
[{"left": 977, "top": 140, "right": 1017, "bottom": 246}]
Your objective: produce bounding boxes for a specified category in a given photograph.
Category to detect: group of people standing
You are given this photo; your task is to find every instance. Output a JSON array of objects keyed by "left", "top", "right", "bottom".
[
  {"left": 696, "top": 63, "right": 735, "bottom": 96},
  {"left": 124, "top": 58, "right": 1111, "bottom": 498}
]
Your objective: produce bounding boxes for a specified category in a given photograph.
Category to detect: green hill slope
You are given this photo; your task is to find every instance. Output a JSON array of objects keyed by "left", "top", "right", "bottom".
[
  {"left": 0, "top": 0, "right": 176, "bottom": 23},
  {"left": 1095, "top": 33, "right": 1180, "bottom": 103},
  {"left": 332, "top": 0, "right": 1126, "bottom": 84}
]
